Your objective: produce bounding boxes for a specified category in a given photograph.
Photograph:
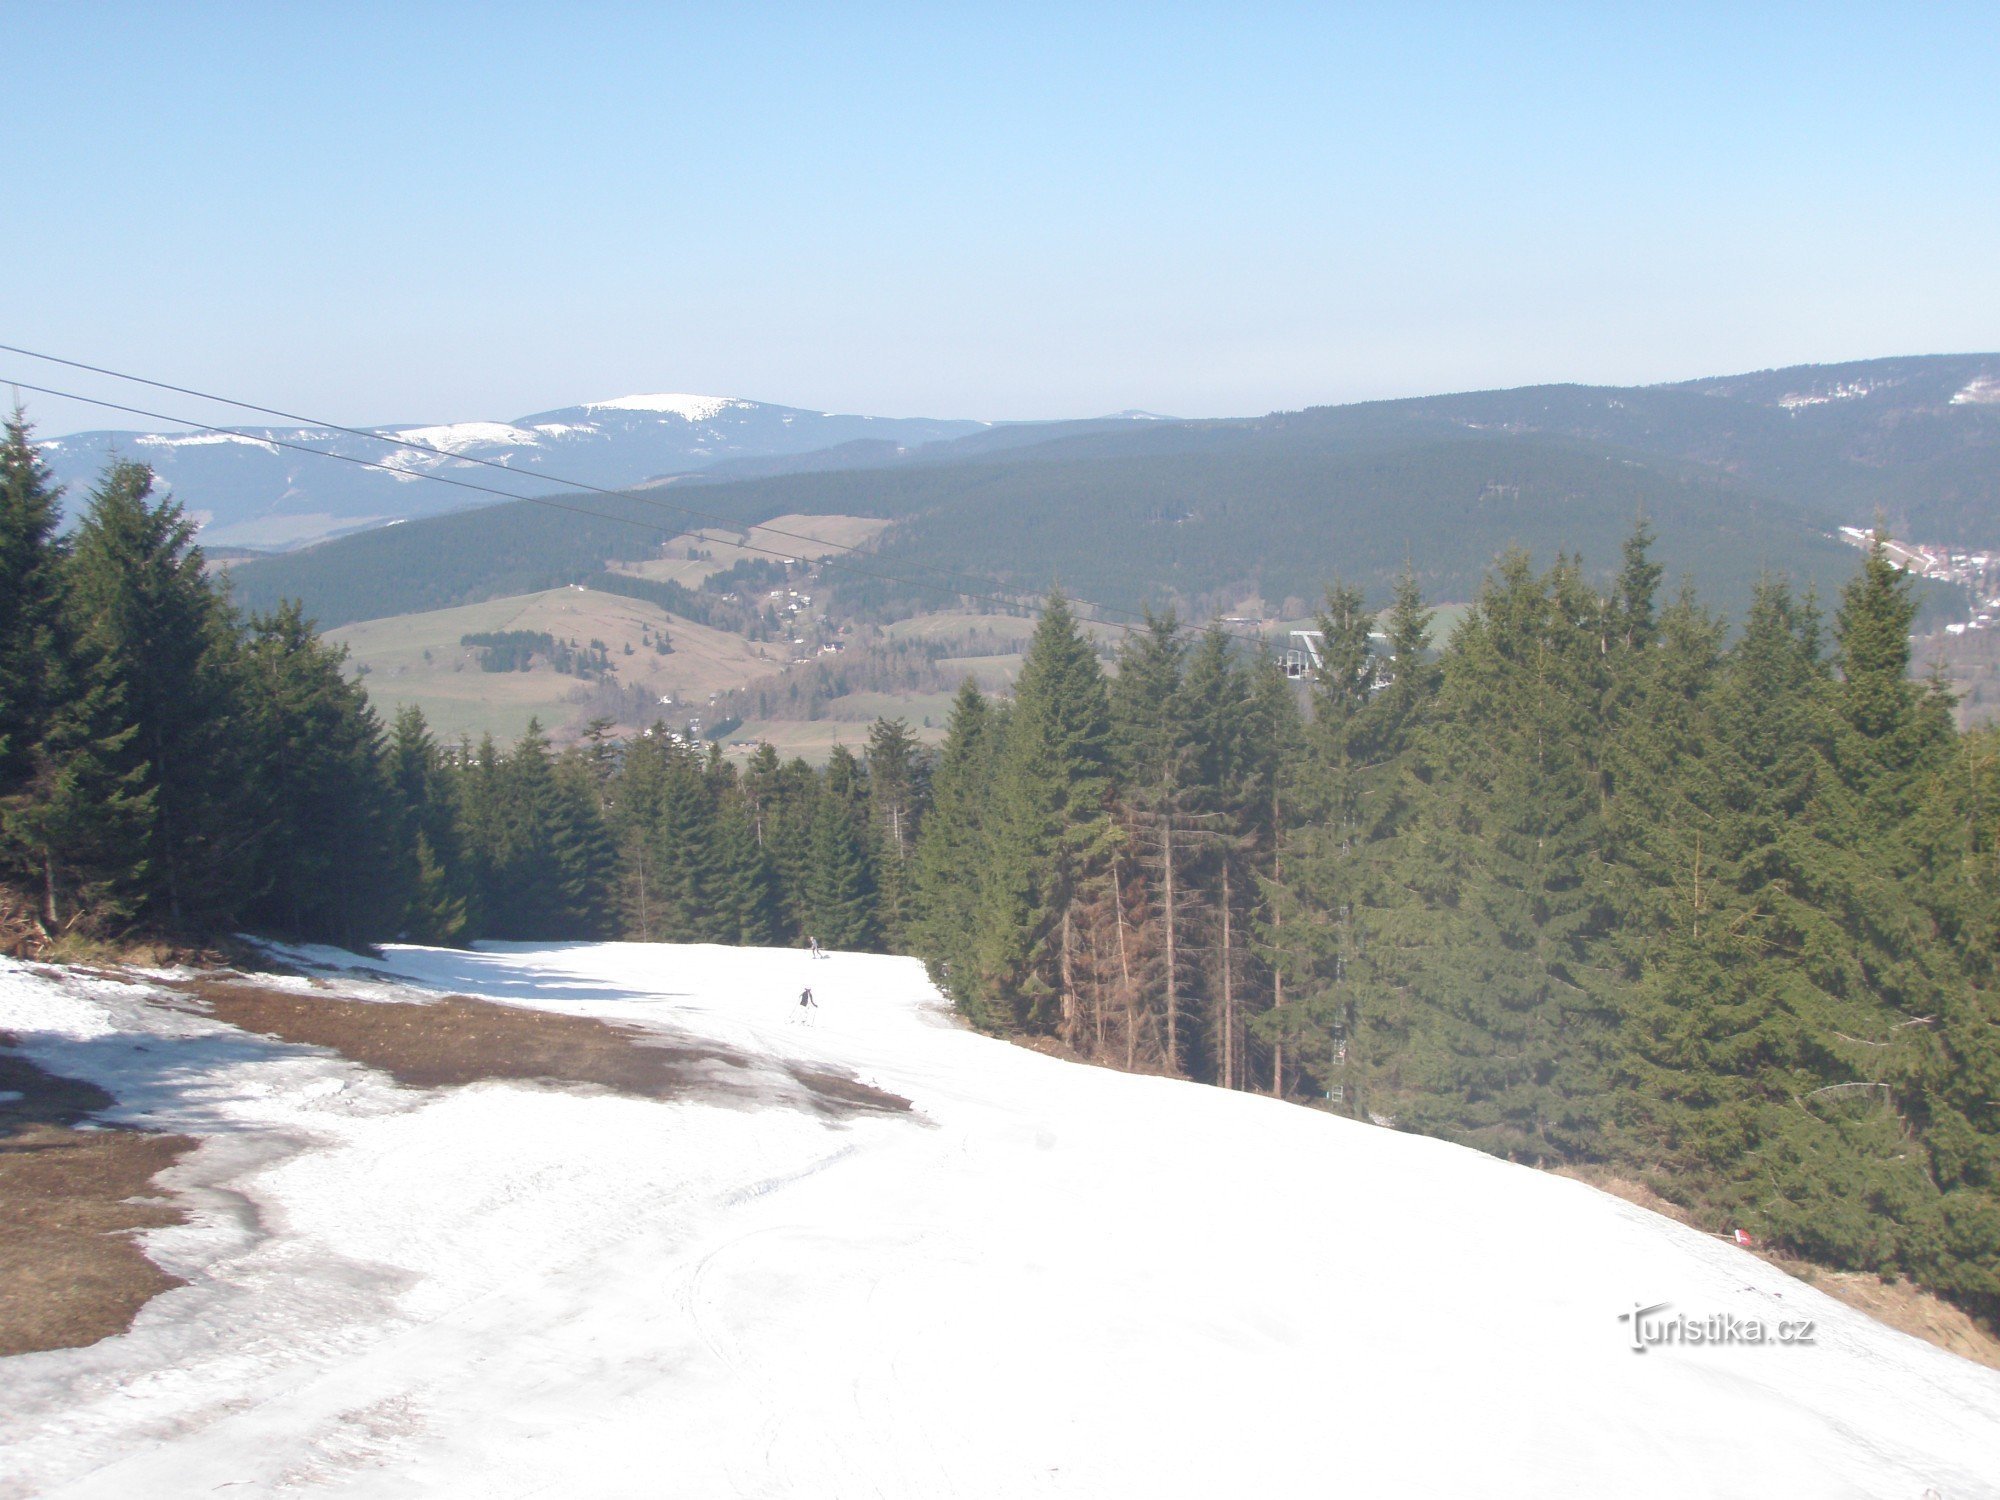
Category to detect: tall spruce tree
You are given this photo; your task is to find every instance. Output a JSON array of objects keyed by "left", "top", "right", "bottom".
[
  {"left": 1832, "top": 532, "right": 1953, "bottom": 815},
  {"left": 385, "top": 707, "right": 469, "bottom": 943},
  {"left": 1109, "top": 610, "right": 1194, "bottom": 1066},
  {"left": 974, "top": 592, "right": 1112, "bottom": 1034},
  {"left": 806, "top": 747, "right": 880, "bottom": 950},
  {"left": 63, "top": 461, "right": 248, "bottom": 929},
  {"left": 1378, "top": 553, "right": 1618, "bottom": 1157},
  {"left": 865, "top": 717, "right": 927, "bottom": 948},
  {"left": 0, "top": 412, "right": 66, "bottom": 799},
  {"left": 1271, "top": 580, "right": 1390, "bottom": 1105},
  {"left": 651, "top": 737, "right": 724, "bottom": 941},
  {"left": 240, "top": 602, "right": 395, "bottom": 943},
  {"left": 909, "top": 680, "right": 999, "bottom": 1020},
  {"left": 0, "top": 418, "right": 155, "bottom": 930}
]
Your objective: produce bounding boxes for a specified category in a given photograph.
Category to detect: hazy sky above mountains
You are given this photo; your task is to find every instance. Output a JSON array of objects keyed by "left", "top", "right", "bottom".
[{"left": 6, "top": 4, "right": 1997, "bottom": 435}]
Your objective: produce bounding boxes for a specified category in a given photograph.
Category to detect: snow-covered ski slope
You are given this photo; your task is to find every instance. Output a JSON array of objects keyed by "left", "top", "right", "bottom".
[{"left": 4, "top": 942, "right": 1999, "bottom": 1499}]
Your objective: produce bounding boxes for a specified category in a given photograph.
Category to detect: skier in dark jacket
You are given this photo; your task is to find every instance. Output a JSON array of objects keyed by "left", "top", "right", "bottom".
[{"left": 796, "top": 986, "right": 817, "bottom": 1024}]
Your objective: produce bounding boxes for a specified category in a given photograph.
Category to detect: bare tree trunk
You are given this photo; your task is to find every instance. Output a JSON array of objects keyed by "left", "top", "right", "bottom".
[
  {"left": 156, "top": 736, "right": 184, "bottom": 927},
  {"left": 1059, "top": 902, "right": 1077, "bottom": 1046},
  {"left": 1221, "top": 860, "right": 1235, "bottom": 1091},
  {"left": 1271, "top": 829, "right": 1284, "bottom": 1098},
  {"left": 1163, "top": 816, "right": 1180, "bottom": 1076},
  {"left": 1113, "top": 855, "right": 1136, "bottom": 1072},
  {"left": 42, "top": 848, "right": 60, "bottom": 931},
  {"left": 1087, "top": 914, "right": 1106, "bottom": 1059}
]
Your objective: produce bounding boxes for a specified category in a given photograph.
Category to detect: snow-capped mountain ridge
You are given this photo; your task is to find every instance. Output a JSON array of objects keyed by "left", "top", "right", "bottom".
[
  {"left": 36, "top": 395, "right": 990, "bottom": 549},
  {"left": 581, "top": 392, "right": 746, "bottom": 420}
]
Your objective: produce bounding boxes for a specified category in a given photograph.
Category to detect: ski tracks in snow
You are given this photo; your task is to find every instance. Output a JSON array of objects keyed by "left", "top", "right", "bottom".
[{"left": 672, "top": 1124, "right": 972, "bottom": 1498}]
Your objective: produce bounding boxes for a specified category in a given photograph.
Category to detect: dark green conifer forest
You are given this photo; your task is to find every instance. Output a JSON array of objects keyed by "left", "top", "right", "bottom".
[
  {"left": 901, "top": 544, "right": 2000, "bottom": 1330},
  {"left": 5, "top": 419, "right": 1997, "bottom": 1328}
]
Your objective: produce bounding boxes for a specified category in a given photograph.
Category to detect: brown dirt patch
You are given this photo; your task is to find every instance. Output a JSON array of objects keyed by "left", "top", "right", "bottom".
[
  {"left": 0, "top": 1043, "right": 195, "bottom": 1357},
  {"left": 1557, "top": 1164, "right": 2000, "bottom": 1371},
  {"left": 1756, "top": 1253, "right": 2000, "bottom": 1371},
  {"left": 170, "top": 978, "right": 912, "bottom": 1120}
]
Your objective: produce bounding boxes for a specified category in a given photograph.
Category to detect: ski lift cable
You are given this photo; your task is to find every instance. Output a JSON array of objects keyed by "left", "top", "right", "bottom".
[
  {"left": 0, "top": 341, "right": 1262, "bottom": 641},
  {"left": 4, "top": 374, "right": 1231, "bottom": 643}
]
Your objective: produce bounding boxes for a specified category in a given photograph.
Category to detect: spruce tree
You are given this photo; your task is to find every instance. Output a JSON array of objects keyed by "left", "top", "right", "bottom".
[
  {"left": 1271, "top": 579, "right": 1392, "bottom": 1106},
  {"left": 651, "top": 737, "right": 722, "bottom": 941},
  {"left": 1178, "top": 624, "right": 1256, "bottom": 1086},
  {"left": 1108, "top": 610, "right": 1193, "bottom": 1063},
  {"left": 1377, "top": 552, "right": 1617, "bottom": 1157},
  {"left": 806, "top": 747, "right": 880, "bottom": 949},
  {"left": 865, "top": 717, "right": 927, "bottom": 947},
  {"left": 0, "top": 648, "right": 155, "bottom": 933},
  {"left": 0, "top": 412, "right": 66, "bottom": 799},
  {"left": 453, "top": 732, "right": 507, "bottom": 934},
  {"left": 713, "top": 788, "right": 781, "bottom": 946},
  {"left": 974, "top": 591, "right": 1112, "bottom": 1034},
  {"left": 909, "top": 680, "right": 998, "bottom": 1019},
  {"left": 1832, "top": 532, "right": 1953, "bottom": 814},
  {"left": 240, "top": 602, "right": 395, "bottom": 943},
  {"left": 63, "top": 461, "right": 247, "bottom": 929},
  {"left": 612, "top": 727, "right": 674, "bottom": 938},
  {"left": 487, "top": 721, "right": 609, "bottom": 937},
  {"left": 1242, "top": 647, "right": 1307, "bottom": 1095},
  {"left": 552, "top": 745, "right": 617, "bottom": 938},
  {"left": 385, "top": 707, "right": 470, "bottom": 943}
]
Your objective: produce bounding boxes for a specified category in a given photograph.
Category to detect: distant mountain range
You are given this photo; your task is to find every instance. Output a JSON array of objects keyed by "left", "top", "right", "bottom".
[
  {"left": 39, "top": 355, "right": 2000, "bottom": 564},
  {"left": 34, "top": 395, "right": 991, "bottom": 548},
  {"left": 225, "top": 354, "right": 2000, "bottom": 633}
]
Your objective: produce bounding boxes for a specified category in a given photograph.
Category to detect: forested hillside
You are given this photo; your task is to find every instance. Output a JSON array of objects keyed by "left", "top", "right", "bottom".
[
  {"left": 225, "top": 354, "right": 1998, "bottom": 636},
  {"left": 231, "top": 427, "right": 1861, "bottom": 632},
  {"left": 224, "top": 491, "right": 723, "bottom": 629}
]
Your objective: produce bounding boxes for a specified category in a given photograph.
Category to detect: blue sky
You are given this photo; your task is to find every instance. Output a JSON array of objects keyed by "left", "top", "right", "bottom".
[{"left": 4, "top": 4, "right": 1996, "bottom": 433}]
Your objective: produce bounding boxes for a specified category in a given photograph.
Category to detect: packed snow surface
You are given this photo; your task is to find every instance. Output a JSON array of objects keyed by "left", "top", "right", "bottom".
[{"left": 2, "top": 943, "right": 1998, "bottom": 1498}]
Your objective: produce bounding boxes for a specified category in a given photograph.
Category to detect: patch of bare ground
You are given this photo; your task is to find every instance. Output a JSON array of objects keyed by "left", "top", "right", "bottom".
[
  {"left": 0, "top": 1042, "right": 195, "bottom": 1357},
  {"left": 168, "top": 978, "right": 912, "bottom": 1120},
  {"left": 1557, "top": 1164, "right": 2000, "bottom": 1371}
]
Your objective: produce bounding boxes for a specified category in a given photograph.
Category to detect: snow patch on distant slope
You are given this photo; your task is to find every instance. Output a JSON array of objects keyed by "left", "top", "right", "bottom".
[
  {"left": 135, "top": 432, "right": 281, "bottom": 454},
  {"left": 1778, "top": 380, "right": 1889, "bottom": 411},
  {"left": 584, "top": 393, "right": 745, "bottom": 421},
  {"left": 388, "top": 421, "right": 542, "bottom": 453},
  {"left": 1952, "top": 375, "right": 2000, "bottom": 406}
]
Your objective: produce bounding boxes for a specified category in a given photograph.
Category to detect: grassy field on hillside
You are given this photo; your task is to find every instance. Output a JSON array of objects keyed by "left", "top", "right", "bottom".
[
  {"left": 334, "top": 587, "right": 775, "bottom": 743},
  {"left": 724, "top": 716, "right": 949, "bottom": 762},
  {"left": 329, "top": 587, "right": 1392, "bottom": 755},
  {"left": 608, "top": 513, "right": 893, "bottom": 588},
  {"left": 883, "top": 610, "right": 1038, "bottom": 645}
]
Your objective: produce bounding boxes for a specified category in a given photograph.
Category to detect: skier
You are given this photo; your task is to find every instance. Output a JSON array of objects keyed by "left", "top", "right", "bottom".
[
  {"left": 797, "top": 986, "right": 817, "bottom": 1025},
  {"left": 807, "top": 934, "right": 823, "bottom": 960}
]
